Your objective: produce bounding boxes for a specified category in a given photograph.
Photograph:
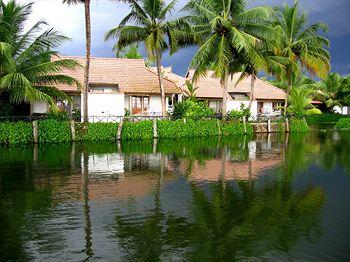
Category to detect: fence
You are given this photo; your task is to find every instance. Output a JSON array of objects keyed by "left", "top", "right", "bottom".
[{"left": 0, "top": 114, "right": 287, "bottom": 123}]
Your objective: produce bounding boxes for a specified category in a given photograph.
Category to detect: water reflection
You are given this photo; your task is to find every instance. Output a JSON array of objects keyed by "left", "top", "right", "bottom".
[{"left": 0, "top": 131, "right": 350, "bottom": 260}]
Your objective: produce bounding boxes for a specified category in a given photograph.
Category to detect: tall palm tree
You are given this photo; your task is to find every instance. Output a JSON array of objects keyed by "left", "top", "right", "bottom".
[
  {"left": 272, "top": 1, "right": 330, "bottom": 114},
  {"left": 0, "top": 1, "right": 80, "bottom": 112},
  {"left": 183, "top": 0, "right": 277, "bottom": 117},
  {"left": 63, "top": 0, "right": 91, "bottom": 123},
  {"left": 106, "top": 0, "right": 193, "bottom": 116}
]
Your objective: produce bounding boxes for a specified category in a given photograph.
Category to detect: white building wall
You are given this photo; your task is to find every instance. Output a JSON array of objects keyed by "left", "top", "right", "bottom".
[
  {"left": 227, "top": 100, "right": 258, "bottom": 117},
  {"left": 334, "top": 106, "right": 349, "bottom": 115},
  {"left": 262, "top": 102, "right": 273, "bottom": 114},
  {"left": 149, "top": 96, "right": 162, "bottom": 116},
  {"left": 87, "top": 93, "right": 125, "bottom": 122},
  {"left": 32, "top": 100, "right": 49, "bottom": 114}
]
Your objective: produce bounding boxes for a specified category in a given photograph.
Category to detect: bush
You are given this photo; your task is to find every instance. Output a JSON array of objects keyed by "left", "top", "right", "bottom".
[
  {"left": 172, "top": 100, "right": 214, "bottom": 119},
  {"left": 80, "top": 123, "right": 119, "bottom": 142},
  {"left": 122, "top": 121, "right": 153, "bottom": 140},
  {"left": 38, "top": 119, "right": 71, "bottom": 143},
  {"left": 158, "top": 119, "right": 219, "bottom": 138},
  {"left": 335, "top": 118, "right": 350, "bottom": 129},
  {"left": 306, "top": 113, "right": 346, "bottom": 124},
  {"left": 46, "top": 111, "right": 70, "bottom": 121},
  {"left": 290, "top": 119, "right": 309, "bottom": 133},
  {"left": 228, "top": 104, "right": 250, "bottom": 120},
  {"left": 221, "top": 122, "right": 253, "bottom": 136},
  {"left": 0, "top": 121, "right": 33, "bottom": 144}
]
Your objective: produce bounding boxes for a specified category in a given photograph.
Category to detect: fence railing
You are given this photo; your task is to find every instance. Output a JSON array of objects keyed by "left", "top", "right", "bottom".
[{"left": 0, "top": 114, "right": 288, "bottom": 123}]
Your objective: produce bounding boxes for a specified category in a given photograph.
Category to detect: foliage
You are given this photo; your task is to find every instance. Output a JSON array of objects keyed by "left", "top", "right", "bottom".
[
  {"left": 289, "top": 119, "right": 309, "bottom": 133},
  {"left": 228, "top": 104, "right": 251, "bottom": 120},
  {"left": 116, "top": 44, "right": 143, "bottom": 59},
  {"left": 288, "top": 86, "right": 316, "bottom": 118},
  {"left": 335, "top": 118, "right": 350, "bottom": 129},
  {"left": 79, "top": 123, "right": 119, "bottom": 142},
  {"left": 46, "top": 111, "right": 70, "bottom": 121},
  {"left": 183, "top": 81, "right": 199, "bottom": 100},
  {"left": 158, "top": 119, "right": 219, "bottom": 138},
  {"left": 122, "top": 121, "right": 153, "bottom": 140},
  {"left": 306, "top": 113, "right": 346, "bottom": 124},
  {"left": 38, "top": 119, "right": 71, "bottom": 143},
  {"left": 0, "top": 121, "right": 33, "bottom": 144},
  {"left": 172, "top": 100, "right": 214, "bottom": 119},
  {"left": 0, "top": 0, "right": 80, "bottom": 110},
  {"left": 221, "top": 122, "right": 253, "bottom": 136}
]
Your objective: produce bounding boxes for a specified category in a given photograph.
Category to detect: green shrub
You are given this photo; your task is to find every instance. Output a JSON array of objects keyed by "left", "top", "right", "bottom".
[
  {"left": 38, "top": 119, "right": 71, "bottom": 143},
  {"left": 221, "top": 122, "right": 253, "bottom": 136},
  {"left": 228, "top": 104, "right": 250, "bottom": 120},
  {"left": 335, "top": 118, "right": 350, "bottom": 129},
  {"left": 122, "top": 121, "right": 153, "bottom": 140},
  {"left": 158, "top": 119, "right": 219, "bottom": 138},
  {"left": 46, "top": 111, "right": 70, "bottom": 121},
  {"left": 0, "top": 122, "right": 33, "bottom": 144},
  {"left": 290, "top": 119, "right": 309, "bottom": 133},
  {"left": 79, "top": 123, "right": 119, "bottom": 142},
  {"left": 306, "top": 113, "right": 345, "bottom": 124},
  {"left": 172, "top": 100, "right": 214, "bottom": 119}
]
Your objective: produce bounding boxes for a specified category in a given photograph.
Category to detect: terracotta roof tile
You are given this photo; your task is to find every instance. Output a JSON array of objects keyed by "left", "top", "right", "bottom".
[{"left": 52, "top": 55, "right": 181, "bottom": 94}]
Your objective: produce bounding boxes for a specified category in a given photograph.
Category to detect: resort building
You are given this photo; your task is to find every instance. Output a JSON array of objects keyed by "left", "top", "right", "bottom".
[
  {"left": 183, "top": 70, "right": 287, "bottom": 117},
  {"left": 32, "top": 56, "right": 182, "bottom": 118}
]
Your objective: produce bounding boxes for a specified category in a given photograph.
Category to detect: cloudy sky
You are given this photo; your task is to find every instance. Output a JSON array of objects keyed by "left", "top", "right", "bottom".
[{"left": 12, "top": 0, "right": 350, "bottom": 76}]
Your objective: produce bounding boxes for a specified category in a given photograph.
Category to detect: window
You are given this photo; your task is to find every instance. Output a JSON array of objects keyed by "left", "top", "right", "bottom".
[
  {"left": 90, "top": 86, "right": 118, "bottom": 94},
  {"left": 229, "top": 92, "right": 249, "bottom": 100},
  {"left": 131, "top": 96, "right": 149, "bottom": 115}
]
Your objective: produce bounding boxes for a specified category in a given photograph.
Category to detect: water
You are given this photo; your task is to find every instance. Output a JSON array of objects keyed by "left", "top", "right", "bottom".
[{"left": 1, "top": 130, "right": 350, "bottom": 261}]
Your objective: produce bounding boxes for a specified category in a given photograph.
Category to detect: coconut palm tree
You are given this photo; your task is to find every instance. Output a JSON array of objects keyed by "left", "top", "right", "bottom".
[
  {"left": 288, "top": 86, "right": 320, "bottom": 118},
  {"left": 272, "top": 1, "right": 330, "bottom": 114},
  {"left": 183, "top": 0, "right": 277, "bottom": 117},
  {"left": 116, "top": 44, "right": 143, "bottom": 59},
  {"left": 0, "top": 0, "right": 80, "bottom": 113},
  {"left": 105, "top": 0, "right": 194, "bottom": 116},
  {"left": 63, "top": 0, "right": 91, "bottom": 122},
  {"left": 183, "top": 81, "right": 198, "bottom": 101}
]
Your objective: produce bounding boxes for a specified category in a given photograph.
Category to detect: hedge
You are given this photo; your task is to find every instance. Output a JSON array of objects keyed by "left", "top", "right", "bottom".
[
  {"left": 38, "top": 119, "right": 71, "bottom": 143},
  {"left": 306, "top": 113, "right": 347, "bottom": 125},
  {"left": 122, "top": 121, "right": 153, "bottom": 140},
  {"left": 157, "top": 119, "right": 219, "bottom": 138},
  {"left": 0, "top": 121, "right": 33, "bottom": 144},
  {"left": 78, "top": 122, "right": 118, "bottom": 142},
  {"left": 290, "top": 119, "right": 310, "bottom": 133},
  {"left": 221, "top": 122, "right": 253, "bottom": 136},
  {"left": 335, "top": 118, "right": 350, "bottom": 129}
]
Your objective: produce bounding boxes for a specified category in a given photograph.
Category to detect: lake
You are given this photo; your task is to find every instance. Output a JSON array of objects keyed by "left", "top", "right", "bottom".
[{"left": 1, "top": 130, "right": 350, "bottom": 261}]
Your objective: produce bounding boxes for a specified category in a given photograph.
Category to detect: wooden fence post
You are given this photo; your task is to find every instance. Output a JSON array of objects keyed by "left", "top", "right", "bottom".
[
  {"left": 32, "top": 120, "right": 38, "bottom": 143},
  {"left": 117, "top": 119, "right": 123, "bottom": 140},
  {"left": 267, "top": 118, "right": 271, "bottom": 133},
  {"left": 153, "top": 119, "right": 158, "bottom": 139},
  {"left": 70, "top": 120, "right": 76, "bottom": 141},
  {"left": 217, "top": 119, "right": 221, "bottom": 136},
  {"left": 285, "top": 117, "right": 290, "bottom": 133},
  {"left": 243, "top": 117, "right": 247, "bottom": 134}
]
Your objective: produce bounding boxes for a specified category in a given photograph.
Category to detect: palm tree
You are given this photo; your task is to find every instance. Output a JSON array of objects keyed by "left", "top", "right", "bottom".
[
  {"left": 183, "top": 0, "right": 277, "bottom": 117},
  {"left": 116, "top": 44, "right": 143, "bottom": 59},
  {"left": 0, "top": 1, "right": 80, "bottom": 112},
  {"left": 63, "top": 0, "right": 91, "bottom": 123},
  {"left": 313, "top": 73, "right": 347, "bottom": 112},
  {"left": 288, "top": 86, "right": 320, "bottom": 118},
  {"left": 183, "top": 81, "right": 198, "bottom": 101},
  {"left": 105, "top": 0, "right": 193, "bottom": 116},
  {"left": 272, "top": 1, "right": 330, "bottom": 114}
]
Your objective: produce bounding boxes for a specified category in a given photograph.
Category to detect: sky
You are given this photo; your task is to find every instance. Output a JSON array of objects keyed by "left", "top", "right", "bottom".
[{"left": 11, "top": 0, "right": 350, "bottom": 76}]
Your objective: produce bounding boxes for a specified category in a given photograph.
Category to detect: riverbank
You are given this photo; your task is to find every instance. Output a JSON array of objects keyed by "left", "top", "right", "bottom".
[{"left": 0, "top": 118, "right": 309, "bottom": 144}]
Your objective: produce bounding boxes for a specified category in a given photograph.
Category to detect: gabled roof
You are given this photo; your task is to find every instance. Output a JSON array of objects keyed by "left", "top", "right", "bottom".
[
  {"left": 52, "top": 55, "right": 181, "bottom": 94},
  {"left": 185, "top": 70, "right": 286, "bottom": 100}
]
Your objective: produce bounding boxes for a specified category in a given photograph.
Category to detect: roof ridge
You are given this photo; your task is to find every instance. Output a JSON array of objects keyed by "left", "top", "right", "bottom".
[{"left": 256, "top": 77, "right": 286, "bottom": 94}]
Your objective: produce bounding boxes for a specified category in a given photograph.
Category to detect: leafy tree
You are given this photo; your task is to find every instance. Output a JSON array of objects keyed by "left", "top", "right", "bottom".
[
  {"left": 272, "top": 1, "right": 330, "bottom": 113},
  {"left": 183, "top": 0, "right": 276, "bottom": 117},
  {"left": 288, "top": 86, "right": 320, "bottom": 118},
  {"left": 0, "top": 0, "right": 80, "bottom": 113},
  {"left": 106, "top": 0, "right": 193, "bottom": 116}
]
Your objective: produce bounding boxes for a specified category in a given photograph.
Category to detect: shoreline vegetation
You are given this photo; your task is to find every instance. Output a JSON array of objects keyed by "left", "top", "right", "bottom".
[{"left": 0, "top": 117, "right": 312, "bottom": 145}]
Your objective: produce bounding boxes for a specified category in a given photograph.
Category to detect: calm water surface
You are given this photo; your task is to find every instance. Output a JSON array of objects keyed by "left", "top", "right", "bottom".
[{"left": 1, "top": 130, "right": 350, "bottom": 261}]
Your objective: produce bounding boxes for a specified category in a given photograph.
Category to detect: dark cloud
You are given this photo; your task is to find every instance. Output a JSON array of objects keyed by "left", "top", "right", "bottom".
[{"left": 58, "top": 0, "right": 350, "bottom": 76}]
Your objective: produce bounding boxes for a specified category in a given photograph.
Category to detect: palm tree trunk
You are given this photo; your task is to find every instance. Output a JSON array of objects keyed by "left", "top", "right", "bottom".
[
  {"left": 284, "top": 77, "right": 292, "bottom": 116},
  {"left": 156, "top": 53, "right": 166, "bottom": 116},
  {"left": 248, "top": 73, "right": 256, "bottom": 112},
  {"left": 221, "top": 73, "right": 229, "bottom": 119},
  {"left": 83, "top": 0, "right": 91, "bottom": 123}
]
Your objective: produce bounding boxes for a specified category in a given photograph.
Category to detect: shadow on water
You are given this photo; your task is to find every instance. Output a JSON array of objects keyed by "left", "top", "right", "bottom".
[{"left": 1, "top": 131, "right": 350, "bottom": 260}]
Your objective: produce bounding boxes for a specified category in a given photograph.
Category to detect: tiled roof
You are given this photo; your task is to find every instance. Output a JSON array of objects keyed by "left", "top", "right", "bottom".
[
  {"left": 185, "top": 70, "right": 286, "bottom": 100},
  {"left": 52, "top": 56, "right": 181, "bottom": 94}
]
